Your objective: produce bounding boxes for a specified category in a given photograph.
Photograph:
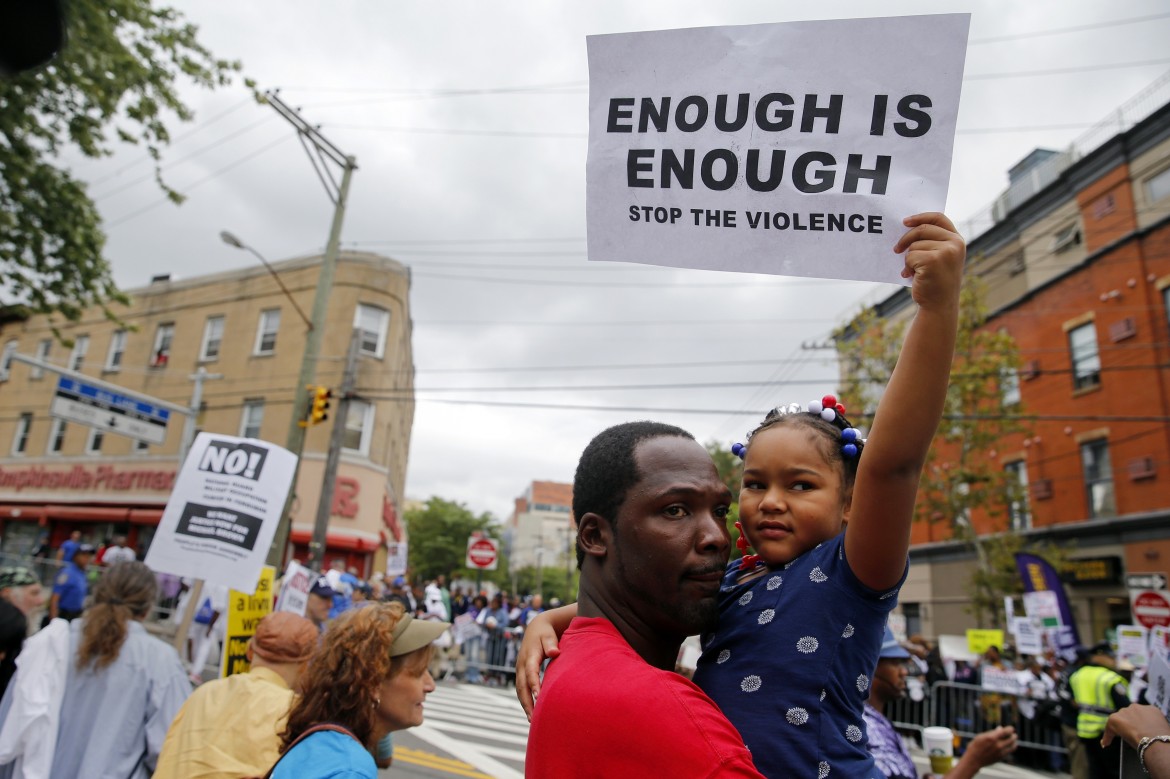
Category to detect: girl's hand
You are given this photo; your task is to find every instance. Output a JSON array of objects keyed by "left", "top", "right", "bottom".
[
  {"left": 894, "top": 212, "right": 965, "bottom": 313},
  {"left": 515, "top": 612, "right": 561, "bottom": 720}
]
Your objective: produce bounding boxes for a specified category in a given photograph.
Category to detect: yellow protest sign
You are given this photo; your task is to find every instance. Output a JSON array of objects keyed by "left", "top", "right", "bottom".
[
  {"left": 221, "top": 565, "right": 275, "bottom": 677},
  {"left": 966, "top": 628, "right": 1005, "bottom": 656}
]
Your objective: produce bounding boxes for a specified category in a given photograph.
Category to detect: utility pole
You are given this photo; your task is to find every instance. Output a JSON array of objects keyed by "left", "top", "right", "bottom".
[
  {"left": 262, "top": 91, "right": 358, "bottom": 569},
  {"left": 170, "top": 367, "right": 223, "bottom": 655},
  {"left": 307, "top": 329, "right": 360, "bottom": 572}
]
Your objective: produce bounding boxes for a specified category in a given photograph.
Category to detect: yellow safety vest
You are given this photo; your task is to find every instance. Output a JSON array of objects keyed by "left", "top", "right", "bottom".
[{"left": 1070, "top": 665, "right": 1128, "bottom": 739}]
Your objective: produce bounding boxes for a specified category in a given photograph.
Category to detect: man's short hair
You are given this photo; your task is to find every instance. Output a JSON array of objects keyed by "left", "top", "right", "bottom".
[{"left": 572, "top": 421, "right": 694, "bottom": 567}]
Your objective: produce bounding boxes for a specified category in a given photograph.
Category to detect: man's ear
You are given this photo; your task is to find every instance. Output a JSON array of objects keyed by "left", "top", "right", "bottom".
[{"left": 577, "top": 512, "right": 611, "bottom": 560}]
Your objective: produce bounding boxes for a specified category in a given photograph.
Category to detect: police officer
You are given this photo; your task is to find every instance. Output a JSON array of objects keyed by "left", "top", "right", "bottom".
[
  {"left": 1069, "top": 646, "right": 1130, "bottom": 779},
  {"left": 49, "top": 542, "right": 94, "bottom": 621}
]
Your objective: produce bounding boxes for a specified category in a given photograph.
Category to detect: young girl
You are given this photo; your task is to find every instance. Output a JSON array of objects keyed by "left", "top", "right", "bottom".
[{"left": 518, "top": 212, "right": 963, "bottom": 778}]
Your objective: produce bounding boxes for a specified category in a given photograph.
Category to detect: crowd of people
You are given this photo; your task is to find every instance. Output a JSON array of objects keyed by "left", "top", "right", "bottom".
[{"left": 0, "top": 556, "right": 450, "bottom": 778}]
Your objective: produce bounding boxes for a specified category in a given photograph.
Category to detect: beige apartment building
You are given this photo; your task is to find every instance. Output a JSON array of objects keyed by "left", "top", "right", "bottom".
[{"left": 0, "top": 251, "right": 414, "bottom": 576}]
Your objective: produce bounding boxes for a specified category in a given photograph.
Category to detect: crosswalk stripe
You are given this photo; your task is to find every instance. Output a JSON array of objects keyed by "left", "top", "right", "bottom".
[{"left": 411, "top": 682, "right": 529, "bottom": 779}]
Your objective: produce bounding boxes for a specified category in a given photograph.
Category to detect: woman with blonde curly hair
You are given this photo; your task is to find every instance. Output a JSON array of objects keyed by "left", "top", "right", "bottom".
[{"left": 267, "top": 601, "right": 449, "bottom": 778}]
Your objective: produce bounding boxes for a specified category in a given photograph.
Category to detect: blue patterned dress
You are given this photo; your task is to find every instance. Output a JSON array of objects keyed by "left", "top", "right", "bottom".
[{"left": 693, "top": 531, "right": 905, "bottom": 778}]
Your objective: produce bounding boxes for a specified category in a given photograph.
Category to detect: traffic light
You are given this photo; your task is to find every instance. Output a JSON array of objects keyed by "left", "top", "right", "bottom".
[{"left": 307, "top": 385, "right": 332, "bottom": 426}]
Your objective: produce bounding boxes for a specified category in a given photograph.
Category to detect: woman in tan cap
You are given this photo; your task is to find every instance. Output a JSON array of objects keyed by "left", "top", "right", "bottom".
[
  {"left": 266, "top": 601, "right": 449, "bottom": 779},
  {"left": 153, "top": 611, "right": 319, "bottom": 778}
]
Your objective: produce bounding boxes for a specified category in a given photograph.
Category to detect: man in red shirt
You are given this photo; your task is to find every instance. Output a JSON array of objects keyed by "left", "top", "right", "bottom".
[{"left": 525, "top": 422, "right": 763, "bottom": 778}]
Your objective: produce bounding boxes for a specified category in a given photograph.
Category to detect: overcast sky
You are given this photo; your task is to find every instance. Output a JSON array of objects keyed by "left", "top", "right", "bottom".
[{"left": 76, "top": 1, "right": 1170, "bottom": 521}]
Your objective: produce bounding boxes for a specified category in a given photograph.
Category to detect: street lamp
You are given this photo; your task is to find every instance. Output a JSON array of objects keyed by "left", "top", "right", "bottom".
[{"left": 219, "top": 231, "right": 313, "bottom": 331}]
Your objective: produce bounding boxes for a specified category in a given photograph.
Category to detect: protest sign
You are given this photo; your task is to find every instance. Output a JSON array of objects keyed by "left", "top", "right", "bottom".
[
  {"left": 1117, "top": 624, "right": 1150, "bottom": 669},
  {"left": 586, "top": 14, "right": 970, "bottom": 285},
  {"left": 1148, "top": 647, "right": 1170, "bottom": 719},
  {"left": 938, "top": 634, "right": 978, "bottom": 663},
  {"left": 966, "top": 629, "right": 1004, "bottom": 656},
  {"left": 276, "top": 560, "right": 313, "bottom": 617},
  {"left": 1023, "top": 590, "right": 1063, "bottom": 628},
  {"left": 1011, "top": 617, "right": 1044, "bottom": 656},
  {"left": 980, "top": 666, "right": 1023, "bottom": 695},
  {"left": 221, "top": 565, "right": 275, "bottom": 677},
  {"left": 386, "top": 540, "right": 408, "bottom": 578},
  {"left": 145, "top": 433, "right": 297, "bottom": 594}
]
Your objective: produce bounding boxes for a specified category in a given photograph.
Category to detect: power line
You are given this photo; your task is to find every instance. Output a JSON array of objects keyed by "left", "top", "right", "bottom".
[{"left": 968, "top": 12, "right": 1170, "bottom": 45}]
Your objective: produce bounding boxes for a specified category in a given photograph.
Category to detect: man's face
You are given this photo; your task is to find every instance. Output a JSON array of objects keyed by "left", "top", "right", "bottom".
[
  {"left": 306, "top": 593, "right": 331, "bottom": 624},
  {"left": 605, "top": 436, "right": 732, "bottom": 639},
  {"left": 3, "top": 583, "right": 45, "bottom": 617},
  {"left": 872, "top": 658, "right": 909, "bottom": 704},
  {"left": 73, "top": 552, "right": 92, "bottom": 569}
]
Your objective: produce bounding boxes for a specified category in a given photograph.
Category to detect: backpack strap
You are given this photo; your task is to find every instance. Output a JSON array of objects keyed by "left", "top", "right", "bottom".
[{"left": 261, "top": 723, "right": 361, "bottom": 779}]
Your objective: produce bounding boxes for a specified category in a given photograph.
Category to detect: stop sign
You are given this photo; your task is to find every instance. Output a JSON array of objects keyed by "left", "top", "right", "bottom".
[
  {"left": 466, "top": 537, "right": 498, "bottom": 570},
  {"left": 1131, "top": 590, "right": 1170, "bottom": 629}
]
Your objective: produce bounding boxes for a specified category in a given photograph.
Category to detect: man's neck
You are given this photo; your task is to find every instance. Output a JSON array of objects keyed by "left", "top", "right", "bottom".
[{"left": 577, "top": 579, "right": 681, "bottom": 671}]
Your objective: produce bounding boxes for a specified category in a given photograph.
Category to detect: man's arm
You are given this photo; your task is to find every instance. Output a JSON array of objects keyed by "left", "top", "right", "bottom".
[{"left": 942, "top": 726, "right": 1017, "bottom": 779}]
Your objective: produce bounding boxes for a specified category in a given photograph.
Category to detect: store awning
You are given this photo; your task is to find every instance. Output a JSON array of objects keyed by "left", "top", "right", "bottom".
[{"left": 289, "top": 529, "right": 381, "bottom": 553}]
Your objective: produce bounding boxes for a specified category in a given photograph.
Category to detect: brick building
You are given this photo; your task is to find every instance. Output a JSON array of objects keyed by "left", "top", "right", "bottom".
[
  {"left": 506, "top": 480, "right": 574, "bottom": 576},
  {"left": 0, "top": 251, "right": 414, "bottom": 575},
  {"left": 863, "top": 74, "right": 1170, "bottom": 642}
]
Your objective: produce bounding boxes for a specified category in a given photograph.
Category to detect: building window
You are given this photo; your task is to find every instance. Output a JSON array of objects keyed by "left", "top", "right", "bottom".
[
  {"left": 68, "top": 335, "right": 89, "bottom": 371},
  {"left": 85, "top": 428, "right": 104, "bottom": 454},
  {"left": 106, "top": 330, "right": 127, "bottom": 371},
  {"left": 239, "top": 400, "right": 264, "bottom": 439},
  {"left": 47, "top": 418, "right": 67, "bottom": 455},
  {"left": 133, "top": 438, "right": 150, "bottom": 455},
  {"left": 901, "top": 603, "right": 922, "bottom": 638},
  {"left": 342, "top": 399, "right": 373, "bottom": 455},
  {"left": 254, "top": 309, "right": 281, "bottom": 355},
  {"left": 1164, "top": 287, "right": 1170, "bottom": 337},
  {"left": 1080, "top": 439, "right": 1116, "bottom": 519},
  {"left": 1001, "top": 366, "right": 1021, "bottom": 407},
  {"left": 0, "top": 340, "right": 16, "bottom": 380},
  {"left": 200, "top": 316, "right": 225, "bottom": 362},
  {"left": 1148, "top": 166, "right": 1170, "bottom": 204},
  {"left": 151, "top": 323, "right": 174, "bottom": 367},
  {"left": 1050, "top": 223, "right": 1081, "bottom": 253},
  {"left": 31, "top": 339, "right": 51, "bottom": 380},
  {"left": 1004, "top": 460, "right": 1031, "bottom": 531},
  {"left": 11, "top": 413, "right": 32, "bottom": 455},
  {"left": 1068, "top": 322, "right": 1101, "bottom": 391},
  {"left": 354, "top": 303, "right": 390, "bottom": 358}
]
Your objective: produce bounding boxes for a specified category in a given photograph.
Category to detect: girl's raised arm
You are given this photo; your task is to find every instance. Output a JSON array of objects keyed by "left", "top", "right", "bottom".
[{"left": 845, "top": 212, "right": 964, "bottom": 591}]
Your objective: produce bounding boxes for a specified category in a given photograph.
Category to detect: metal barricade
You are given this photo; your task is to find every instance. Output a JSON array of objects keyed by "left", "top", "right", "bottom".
[
  {"left": 887, "top": 680, "right": 1067, "bottom": 770},
  {"left": 453, "top": 626, "right": 525, "bottom": 687}
]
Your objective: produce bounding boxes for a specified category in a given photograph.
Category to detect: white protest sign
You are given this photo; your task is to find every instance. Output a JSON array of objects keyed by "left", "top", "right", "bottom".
[
  {"left": 938, "top": 634, "right": 978, "bottom": 663},
  {"left": 586, "top": 14, "right": 970, "bottom": 285},
  {"left": 1117, "top": 625, "right": 1150, "bottom": 669},
  {"left": 981, "top": 666, "right": 1024, "bottom": 695},
  {"left": 145, "top": 433, "right": 296, "bottom": 594},
  {"left": 276, "top": 560, "right": 313, "bottom": 617},
  {"left": 386, "top": 540, "right": 408, "bottom": 578},
  {"left": 1023, "top": 590, "right": 1063, "bottom": 627},
  {"left": 1012, "top": 617, "right": 1044, "bottom": 656},
  {"left": 1148, "top": 646, "right": 1170, "bottom": 718}
]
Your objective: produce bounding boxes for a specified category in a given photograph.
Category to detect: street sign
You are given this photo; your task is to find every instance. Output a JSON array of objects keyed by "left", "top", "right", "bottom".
[
  {"left": 1132, "top": 590, "right": 1170, "bottom": 630},
  {"left": 50, "top": 376, "right": 170, "bottom": 444},
  {"left": 466, "top": 537, "right": 499, "bottom": 571},
  {"left": 1127, "top": 573, "right": 1169, "bottom": 591}
]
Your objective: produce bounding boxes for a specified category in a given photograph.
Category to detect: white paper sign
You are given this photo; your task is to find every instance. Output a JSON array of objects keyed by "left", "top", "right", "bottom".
[
  {"left": 276, "top": 560, "right": 313, "bottom": 617},
  {"left": 145, "top": 433, "right": 297, "bottom": 594},
  {"left": 981, "top": 665, "right": 1024, "bottom": 694},
  {"left": 1012, "top": 617, "right": 1044, "bottom": 656},
  {"left": 1023, "top": 590, "right": 1063, "bottom": 626},
  {"left": 1148, "top": 647, "right": 1170, "bottom": 718},
  {"left": 586, "top": 14, "right": 970, "bottom": 285},
  {"left": 385, "top": 541, "right": 408, "bottom": 578},
  {"left": 1117, "top": 624, "right": 1150, "bottom": 669}
]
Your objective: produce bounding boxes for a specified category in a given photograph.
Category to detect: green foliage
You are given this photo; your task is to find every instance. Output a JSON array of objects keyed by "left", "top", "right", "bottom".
[
  {"left": 836, "top": 278, "right": 1058, "bottom": 627},
  {"left": 510, "top": 565, "right": 580, "bottom": 603},
  {"left": 704, "top": 440, "right": 743, "bottom": 560},
  {"left": 404, "top": 497, "right": 497, "bottom": 582},
  {"left": 0, "top": 0, "right": 245, "bottom": 323}
]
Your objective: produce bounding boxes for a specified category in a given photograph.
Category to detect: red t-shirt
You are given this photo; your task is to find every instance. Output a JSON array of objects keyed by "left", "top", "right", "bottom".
[{"left": 526, "top": 617, "right": 763, "bottom": 778}]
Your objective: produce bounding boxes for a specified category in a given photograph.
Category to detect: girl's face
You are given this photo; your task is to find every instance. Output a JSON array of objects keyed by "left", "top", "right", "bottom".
[{"left": 738, "top": 424, "right": 849, "bottom": 565}]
